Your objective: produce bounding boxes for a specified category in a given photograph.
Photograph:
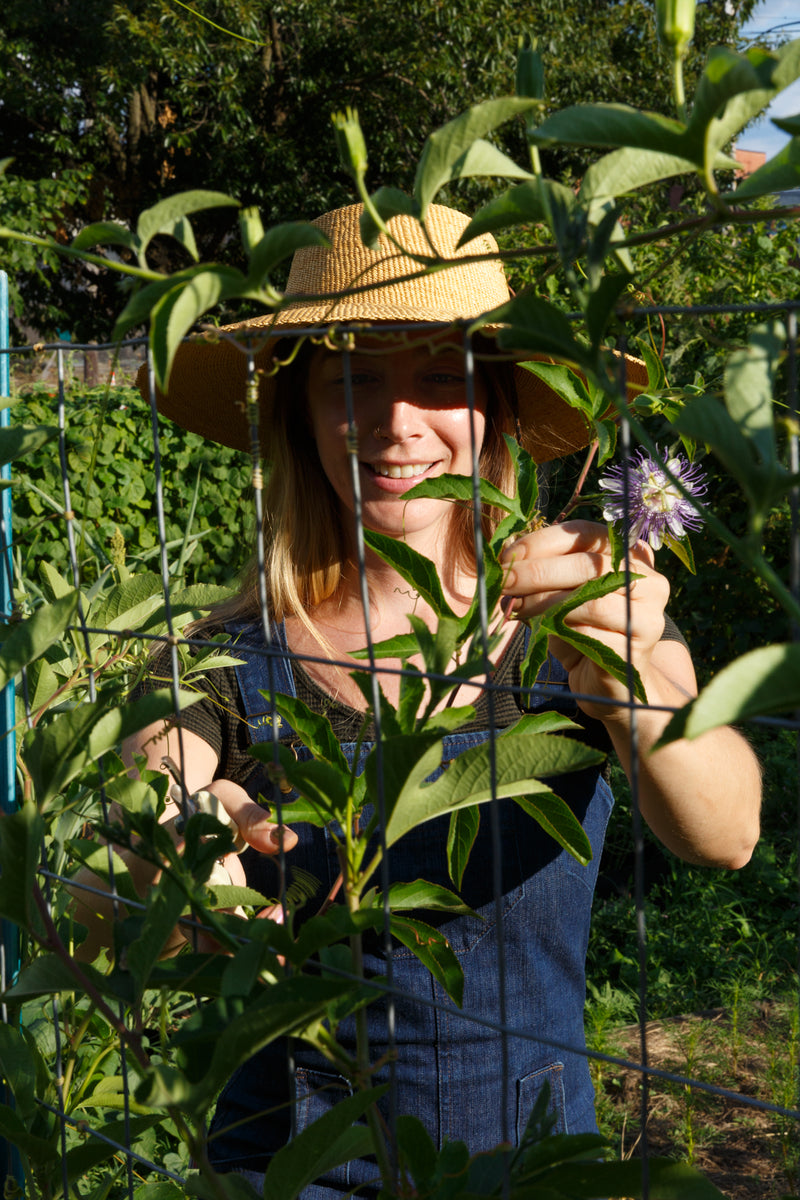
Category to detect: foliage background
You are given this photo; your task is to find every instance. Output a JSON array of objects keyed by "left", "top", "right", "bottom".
[{"left": 1, "top": 0, "right": 759, "bottom": 341}]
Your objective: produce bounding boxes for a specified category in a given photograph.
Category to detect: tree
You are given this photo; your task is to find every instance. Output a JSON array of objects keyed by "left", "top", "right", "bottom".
[{"left": 1, "top": 0, "right": 759, "bottom": 341}]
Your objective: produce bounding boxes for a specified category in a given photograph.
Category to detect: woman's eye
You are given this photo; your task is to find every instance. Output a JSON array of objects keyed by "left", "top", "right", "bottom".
[
  {"left": 332, "top": 371, "right": 375, "bottom": 387},
  {"left": 426, "top": 371, "right": 464, "bottom": 385}
]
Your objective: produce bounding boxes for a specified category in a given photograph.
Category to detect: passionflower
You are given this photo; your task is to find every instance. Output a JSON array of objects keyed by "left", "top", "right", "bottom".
[{"left": 599, "top": 447, "right": 707, "bottom": 550}]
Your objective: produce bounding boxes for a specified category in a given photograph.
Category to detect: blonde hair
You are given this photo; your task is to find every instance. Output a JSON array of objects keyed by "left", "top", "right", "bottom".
[{"left": 202, "top": 337, "right": 518, "bottom": 637}]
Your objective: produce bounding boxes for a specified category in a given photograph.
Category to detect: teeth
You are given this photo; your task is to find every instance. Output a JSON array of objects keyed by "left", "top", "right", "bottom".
[{"left": 373, "top": 463, "right": 432, "bottom": 479}]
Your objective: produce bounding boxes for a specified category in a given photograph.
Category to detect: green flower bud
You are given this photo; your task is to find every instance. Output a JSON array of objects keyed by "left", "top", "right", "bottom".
[
  {"left": 331, "top": 107, "right": 368, "bottom": 181},
  {"left": 656, "top": 0, "right": 696, "bottom": 59},
  {"left": 516, "top": 33, "right": 544, "bottom": 102}
]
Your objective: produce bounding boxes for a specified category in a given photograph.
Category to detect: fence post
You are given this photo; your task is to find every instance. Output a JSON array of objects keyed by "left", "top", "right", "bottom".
[
  {"left": 0, "top": 274, "right": 14, "bottom": 819},
  {"left": 0, "top": 271, "right": 21, "bottom": 1189}
]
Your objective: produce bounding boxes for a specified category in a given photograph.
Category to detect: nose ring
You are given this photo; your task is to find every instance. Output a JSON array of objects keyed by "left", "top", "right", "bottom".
[{"left": 374, "top": 424, "right": 384, "bottom": 440}]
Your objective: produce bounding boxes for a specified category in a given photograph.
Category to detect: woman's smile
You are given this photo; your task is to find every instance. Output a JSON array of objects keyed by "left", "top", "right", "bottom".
[{"left": 307, "top": 336, "right": 487, "bottom": 546}]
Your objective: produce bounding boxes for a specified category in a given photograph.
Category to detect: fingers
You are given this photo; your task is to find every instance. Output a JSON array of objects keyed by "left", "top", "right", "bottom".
[
  {"left": 170, "top": 777, "right": 298, "bottom": 857},
  {"left": 500, "top": 520, "right": 666, "bottom": 626}
]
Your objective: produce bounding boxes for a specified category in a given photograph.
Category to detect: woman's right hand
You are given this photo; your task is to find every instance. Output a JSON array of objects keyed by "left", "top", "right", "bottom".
[{"left": 72, "top": 723, "right": 297, "bottom": 960}]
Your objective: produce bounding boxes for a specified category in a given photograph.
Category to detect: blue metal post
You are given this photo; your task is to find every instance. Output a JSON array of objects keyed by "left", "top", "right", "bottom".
[
  {"left": 0, "top": 271, "right": 21, "bottom": 1190},
  {"left": 0, "top": 272, "right": 15, "bottom": 813}
]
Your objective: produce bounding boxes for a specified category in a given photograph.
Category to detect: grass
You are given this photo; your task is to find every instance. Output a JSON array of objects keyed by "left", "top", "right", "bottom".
[{"left": 586, "top": 725, "right": 799, "bottom": 1198}]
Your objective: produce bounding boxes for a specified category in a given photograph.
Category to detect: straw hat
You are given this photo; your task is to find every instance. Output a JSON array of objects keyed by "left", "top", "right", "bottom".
[{"left": 137, "top": 202, "right": 647, "bottom": 463}]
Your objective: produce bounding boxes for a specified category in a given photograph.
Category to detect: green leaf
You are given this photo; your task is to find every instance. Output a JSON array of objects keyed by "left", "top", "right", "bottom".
[
  {"left": 663, "top": 532, "right": 696, "bottom": 574},
  {"left": 513, "top": 791, "right": 592, "bottom": 865},
  {"left": 585, "top": 272, "right": 633, "bottom": 351},
  {"left": 502, "top": 711, "right": 581, "bottom": 736},
  {"left": 167, "top": 214, "right": 199, "bottom": 263},
  {"left": 518, "top": 362, "right": 591, "bottom": 414},
  {"left": 151, "top": 977, "right": 356, "bottom": 1114},
  {"left": 0, "top": 588, "right": 78, "bottom": 691},
  {"left": 3, "top": 954, "right": 126, "bottom": 1002},
  {"left": 67, "top": 840, "right": 140, "bottom": 906},
  {"left": 21, "top": 689, "right": 202, "bottom": 807},
  {"left": 447, "top": 806, "right": 480, "bottom": 889},
  {"left": 0, "top": 1102, "right": 58, "bottom": 1163},
  {"left": 540, "top": 1155, "right": 727, "bottom": 1199},
  {"left": 396, "top": 1114, "right": 437, "bottom": 1188},
  {"left": 658, "top": 643, "right": 800, "bottom": 746},
  {"left": 125, "top": 873, "right": 189, "bottom": 995},
  {"left": 71, "top": 221, "right": 137, "bottom": 254},
  {"left": 112, "top": 267, "right": 210, "bottom": 340},
  {"left": 150, "top": 266, "right": 245, "bottom": 392},
  {"left": 632, "top": 334, "right": 667, "bottom": 394},
  {"left": 734, "top": 136, "right": 800, "bottom": 201},
  {"left": 543, "top": 574, "right": 646, "bottom": 703},
  {"left": 402, "top": 471, "right": 519, "bottom": 516},
  {"left": 581, "top": 147, "right": 705, "bottom": 202},
  {"left": 247, "top": 222, "right": 330, "bottom": 288},
  {"left": 258, "top": 748, "right": 352, "bottom": 824},
  {"left": 672, "top": 393, "right": 780, "bottom": 511},
  {"left": 360, "top": 187, "right": 418, "bottom": 249},
  {"left": 64, "top": 1117, "right": 163, "bottom": 1183},
  {"left": 459, "top": 180, "right": 576, "bottom": 245},
  {"left": 486, "top": 295, "right": 596, "bottom": 374},
  {"left": 704, "top": 39, "right": 800, "bottom": 161},
  {"left": 386, "top": 879, "right": 475, "bottom": 915},
  {"left": 92, "top": 572, "right": 165, "bottom": 633},
  {"left": 136, "top": 190, "right": 239, "bottom": 258},
  {"left": 0, "top": 1024, "right": 38, "bottom": 1122},
  {"left": 262, "top": 1087, "right": 385, "bottom": 1200},
  {"left": 270, "top": 692, "right": 351, "bottom": 771},
  {"left": 0, "top": 422, "right": 58, "bottom": 466},
  {"left": 774, "top": 114, "right": 800, "bottom": 135},
  {"left": 397, "top": 665, "right": 427, "bottom": 734},
  {"left": 0, "top": 805, "right": 43, "bottom": 927},
  {"left": 528, "top": 103, "right": 689, "bottom": 160},
  {"left": 239, "top": 205, "right": 265, "bottom": 255},
  {"left": 414, "top": 97, "right": 543, "bottom": 216},
  {"left": 447, "top": 138, "right": 533, "bottom": 188},
  {"left": 688, "top": 46, "right": 779, "bottom": 152},
  {"left": 607, "top": 518, "right": 627, "bottom": 572},
  {"left": 390, "top": 914, "right": 465, "bottom": 1005},
  {"left": 723, "top": 321, "right": 783, "bottom": 467},
  {"left": 349, "top": 632, "right": 420, "bottom": 662},
  {"left": 364, "top": 531, "right": 455, "bottom": 618},
  {"left": 382, "top": 732, "right": 602, "bottom": 851}
]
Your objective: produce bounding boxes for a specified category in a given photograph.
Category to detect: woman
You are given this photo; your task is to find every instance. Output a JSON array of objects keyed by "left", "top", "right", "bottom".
[{"left": 102, "top": 204, "right": 759, "bottom": 1194}]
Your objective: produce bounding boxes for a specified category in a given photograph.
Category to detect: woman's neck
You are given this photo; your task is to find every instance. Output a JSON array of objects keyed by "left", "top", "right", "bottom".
[{"left": 283, "top": 547, "right": 512, "bottom": 711}]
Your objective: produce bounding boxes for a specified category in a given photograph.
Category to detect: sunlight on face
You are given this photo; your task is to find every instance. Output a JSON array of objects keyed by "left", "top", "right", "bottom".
[{"left": 307, "top": 334, "right": 488, "bottom": 550}]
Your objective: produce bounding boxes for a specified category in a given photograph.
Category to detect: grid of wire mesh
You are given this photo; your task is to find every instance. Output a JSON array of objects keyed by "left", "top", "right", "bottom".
[{"left": 2, "top": 312, "right": 799, "bottom": 1199}]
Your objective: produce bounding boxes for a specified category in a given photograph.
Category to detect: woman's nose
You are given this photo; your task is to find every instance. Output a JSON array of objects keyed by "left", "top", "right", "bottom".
[{"left": 374, "top": 398, "right": 420, "bottom": 443}]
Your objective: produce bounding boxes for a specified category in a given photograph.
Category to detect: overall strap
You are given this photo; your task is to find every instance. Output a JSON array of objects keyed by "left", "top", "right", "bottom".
[{"left": 226, "top": 619, "right": 297, "bottom": 743}]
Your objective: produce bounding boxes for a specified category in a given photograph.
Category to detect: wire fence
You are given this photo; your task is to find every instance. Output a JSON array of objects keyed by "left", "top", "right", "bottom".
[{"left": 2, "top": 311, "right": 799, "bottom": 1200}]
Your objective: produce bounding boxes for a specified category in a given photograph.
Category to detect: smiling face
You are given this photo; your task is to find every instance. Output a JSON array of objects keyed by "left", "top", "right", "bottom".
[{"left": 306, "top": 336, "right": 488, "bottom": 554}]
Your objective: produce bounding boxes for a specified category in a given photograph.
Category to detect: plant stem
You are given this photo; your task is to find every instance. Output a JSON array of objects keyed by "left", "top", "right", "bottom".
[
  {"left": 344, "top": 842, "right": 393, "bottom": 1190},
  {"left": 553, "top": 440, "right": 599, "bottom": 524}
]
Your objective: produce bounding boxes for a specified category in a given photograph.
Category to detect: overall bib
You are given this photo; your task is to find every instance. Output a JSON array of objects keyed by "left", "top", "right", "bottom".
[{"left": 208, "top": 621, "right": 613, "bottom": 1196}]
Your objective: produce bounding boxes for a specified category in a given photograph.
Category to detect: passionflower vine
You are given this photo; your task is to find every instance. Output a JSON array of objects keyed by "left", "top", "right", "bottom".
[{"left": 598, "top": 447, "right": 707, "bottom": 550}]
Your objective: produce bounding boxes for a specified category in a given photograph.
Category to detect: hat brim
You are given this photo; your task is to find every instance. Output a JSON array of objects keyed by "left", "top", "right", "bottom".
[{"left": 136, "top": 320, "right": 648, "bottom": 465}]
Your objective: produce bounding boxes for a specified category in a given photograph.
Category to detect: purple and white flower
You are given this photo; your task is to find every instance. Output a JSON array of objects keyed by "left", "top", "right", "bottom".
[{"left": 599, "top": 447, "right": 707, "bottom": 550}]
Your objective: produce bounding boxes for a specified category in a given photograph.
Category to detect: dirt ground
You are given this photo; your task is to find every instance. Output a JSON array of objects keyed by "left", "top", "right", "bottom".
[{"left": 595, "top": 1006, "right": 799, "bottom": 1199}]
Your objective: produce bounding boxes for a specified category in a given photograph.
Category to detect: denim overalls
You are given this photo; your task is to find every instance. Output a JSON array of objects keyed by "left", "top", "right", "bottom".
[{"left": 208, "top": 621, "right": 614, "bottom": 1195}]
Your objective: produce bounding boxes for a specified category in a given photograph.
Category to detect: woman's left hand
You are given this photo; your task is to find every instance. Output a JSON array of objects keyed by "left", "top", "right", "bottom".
[{"left": 499, "top": 520, "right": 670, "bottom": 723}]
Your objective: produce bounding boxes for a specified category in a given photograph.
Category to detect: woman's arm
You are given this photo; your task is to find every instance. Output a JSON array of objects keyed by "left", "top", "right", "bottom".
[
  {"left": 500, "top": 520, "right": 761, "bottom": 869},
  {"left": 70, "top": 721, "right": 296, "bottom": 961}
]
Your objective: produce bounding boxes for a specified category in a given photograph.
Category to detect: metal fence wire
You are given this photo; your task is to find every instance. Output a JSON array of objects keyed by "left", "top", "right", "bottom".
[{"left": 1, "top": 312, "right": 799, "bottom": 1200}]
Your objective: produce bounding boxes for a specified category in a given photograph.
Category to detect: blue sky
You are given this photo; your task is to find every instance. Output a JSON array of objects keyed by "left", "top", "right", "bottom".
[{"left": 736, "top": 0, "right": 800, "bottom": 156}]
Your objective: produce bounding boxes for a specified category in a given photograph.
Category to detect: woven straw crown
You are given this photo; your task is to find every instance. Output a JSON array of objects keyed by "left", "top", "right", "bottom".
[{"left": 138, "top": 202, "right": 647, "bottom": 463}]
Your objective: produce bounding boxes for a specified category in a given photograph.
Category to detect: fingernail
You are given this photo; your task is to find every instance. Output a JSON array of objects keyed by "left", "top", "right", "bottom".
[{"left": 270, "top": 827, "right": 285, "bottom": 845}]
